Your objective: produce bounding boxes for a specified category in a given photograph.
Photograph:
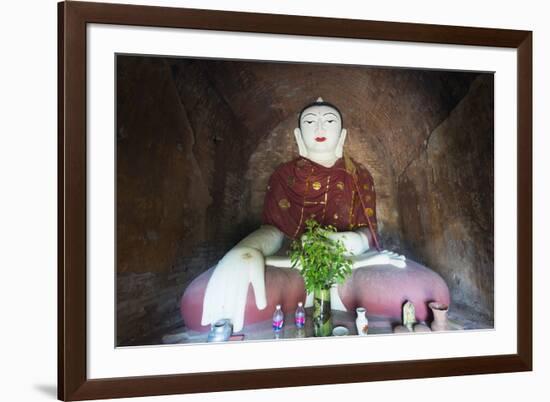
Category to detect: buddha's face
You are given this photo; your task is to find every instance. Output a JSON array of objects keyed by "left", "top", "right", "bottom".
[{"left": 299, "top": 105, "right": 343, "bottom": 154}]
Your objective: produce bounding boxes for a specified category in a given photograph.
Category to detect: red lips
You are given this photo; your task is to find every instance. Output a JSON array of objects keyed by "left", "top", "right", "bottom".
[{"left": 315, "top": 137, "right": 327, "bottom": 142}]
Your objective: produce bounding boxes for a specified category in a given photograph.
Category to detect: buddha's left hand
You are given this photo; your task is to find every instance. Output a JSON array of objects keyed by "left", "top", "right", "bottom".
[
  {"left": 327, "top": 231, "right": 407, "bottom": 268},
  {"left": 326, "top": 231, "right": 370, "bottom": 256}
]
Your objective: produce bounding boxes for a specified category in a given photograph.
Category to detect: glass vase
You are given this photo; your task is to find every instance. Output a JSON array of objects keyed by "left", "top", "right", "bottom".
[{"left": 313, "top": 287, "right": 332, "bottom": 337}]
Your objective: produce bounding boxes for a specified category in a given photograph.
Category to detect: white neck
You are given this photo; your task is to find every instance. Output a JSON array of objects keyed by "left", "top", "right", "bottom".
[{"left": 307, "top": 152, "right": 339, "bottom": 168}]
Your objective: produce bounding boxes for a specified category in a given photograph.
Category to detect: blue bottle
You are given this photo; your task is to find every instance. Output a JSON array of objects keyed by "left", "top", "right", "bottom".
[
  {"left": 272, "top": 304, "right": 284, "bottom": 331},
  {"left": 295, "top": 302, "right": 306, "bottom": 328}
]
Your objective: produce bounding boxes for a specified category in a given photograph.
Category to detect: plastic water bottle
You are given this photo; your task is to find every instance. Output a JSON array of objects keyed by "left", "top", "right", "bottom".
[
  {"left": 295, "top": 302, "right": 306, "bottom": 329},
  {"left": 272, "top": 304, "right": 284, "bottom": 331}
]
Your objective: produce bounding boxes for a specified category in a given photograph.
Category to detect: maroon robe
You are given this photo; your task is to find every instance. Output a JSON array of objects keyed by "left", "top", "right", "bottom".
[{"left": 262, "top": 156, "right": 379, "bottom": 243}]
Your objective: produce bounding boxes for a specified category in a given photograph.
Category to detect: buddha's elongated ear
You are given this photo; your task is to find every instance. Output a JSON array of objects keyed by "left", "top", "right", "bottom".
[
  {"left": 294, "top": 127, "right": 308, "bottom": 157},
  {"left": 335, "top": 128, "right": 347, "bottom": 158}
]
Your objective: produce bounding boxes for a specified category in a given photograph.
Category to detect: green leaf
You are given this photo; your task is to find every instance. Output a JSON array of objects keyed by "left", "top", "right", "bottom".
[{"left": 289, "top": 219, "right": 353, "bottom": 293}]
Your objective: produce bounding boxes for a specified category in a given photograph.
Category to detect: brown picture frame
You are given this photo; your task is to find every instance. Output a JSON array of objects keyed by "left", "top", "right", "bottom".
[{"left": 58, "top": 1, "right": 532, "bottom": 400}]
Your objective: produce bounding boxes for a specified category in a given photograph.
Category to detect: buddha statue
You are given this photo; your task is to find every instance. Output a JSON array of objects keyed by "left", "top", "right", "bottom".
[{"left": 181, "top": 98, "right": 450, "bottom": 332}]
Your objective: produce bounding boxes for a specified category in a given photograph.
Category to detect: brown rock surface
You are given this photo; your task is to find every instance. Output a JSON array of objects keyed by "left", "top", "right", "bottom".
[{"left": 398, "top": 75, "right": 494, "bottom": 316}]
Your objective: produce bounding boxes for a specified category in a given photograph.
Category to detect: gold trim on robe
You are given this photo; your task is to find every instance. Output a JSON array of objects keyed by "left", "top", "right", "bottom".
[{"left": 262, "top": 156, "right": 378, "bottom": 240}]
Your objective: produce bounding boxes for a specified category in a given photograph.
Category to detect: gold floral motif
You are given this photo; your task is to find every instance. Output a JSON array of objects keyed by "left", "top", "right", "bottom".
[
  {"left": 364, "top": 195, "right": 372, "bottom": 202},
  {"left": 336, "top": 181, "right": 345, "bottom": 190},
  {"left": 312, "top": 181, "right": 321, "bottom": 191},
  {"left": 365, "top": 207, "right": 374, "bottom": 217},
  {"left": 333, "top": 213, "right": 339, "bottom": 220},
  {"left": 278, "top": 198, "right": 291, "bottom": 210},
  {"left": 363, "top": 184, "right": 369, "bottom": 191}
]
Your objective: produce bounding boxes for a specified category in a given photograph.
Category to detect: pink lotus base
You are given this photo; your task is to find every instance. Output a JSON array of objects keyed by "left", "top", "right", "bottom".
[{"left": 180, "top": 259, "right": 450, "bottom": 332}]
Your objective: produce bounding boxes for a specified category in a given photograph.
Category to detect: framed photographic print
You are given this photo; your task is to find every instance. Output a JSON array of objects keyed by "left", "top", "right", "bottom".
[{"left": 58, "top": 1, "right": 532, "bottom": 400}]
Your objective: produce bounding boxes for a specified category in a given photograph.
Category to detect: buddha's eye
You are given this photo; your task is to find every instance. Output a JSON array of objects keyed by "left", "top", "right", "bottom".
[
  {"left": 327, "top": 120, "right": 335, "bottom": 123},
  {"left": 304, "top": 120, "right": 314, "bottom": 124}
]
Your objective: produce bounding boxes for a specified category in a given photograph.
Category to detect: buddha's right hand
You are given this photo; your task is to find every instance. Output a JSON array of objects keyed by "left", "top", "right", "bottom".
[{"left": 201, "top": 246, "right": 267, "bottom": 332}]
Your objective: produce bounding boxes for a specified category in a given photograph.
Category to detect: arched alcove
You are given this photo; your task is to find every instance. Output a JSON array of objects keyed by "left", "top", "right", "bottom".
[{"left": 116, "top": 55, "right": 493, "bottom": 345}]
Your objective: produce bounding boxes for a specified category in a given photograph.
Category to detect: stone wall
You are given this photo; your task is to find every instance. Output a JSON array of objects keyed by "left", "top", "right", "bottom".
[
  {"left": 117, "top": 242, "right": 226, "bottom": 345},
  {"left": 116, "top": 56, "right": 214, "bottom": 274},
  {"left": 398, "top": 75, "right": 494, "bottom": 317},
  {"left": 116, "top": 55, "right": 494, "bottom": 344}
]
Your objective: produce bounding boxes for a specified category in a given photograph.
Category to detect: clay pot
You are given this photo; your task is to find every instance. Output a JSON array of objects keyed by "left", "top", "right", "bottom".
[{"left": 429, "top": 302, "right": 450, "bottom": 331}]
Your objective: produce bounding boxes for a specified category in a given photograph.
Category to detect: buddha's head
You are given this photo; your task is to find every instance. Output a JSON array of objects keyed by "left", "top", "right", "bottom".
[{"left": 294, "top": 97, "right": 347, "bottom": 161}]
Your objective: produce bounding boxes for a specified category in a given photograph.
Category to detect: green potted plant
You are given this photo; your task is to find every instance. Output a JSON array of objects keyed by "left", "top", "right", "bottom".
[{"left": 290, "top": 219, "right": 353, "bottom": 336}]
